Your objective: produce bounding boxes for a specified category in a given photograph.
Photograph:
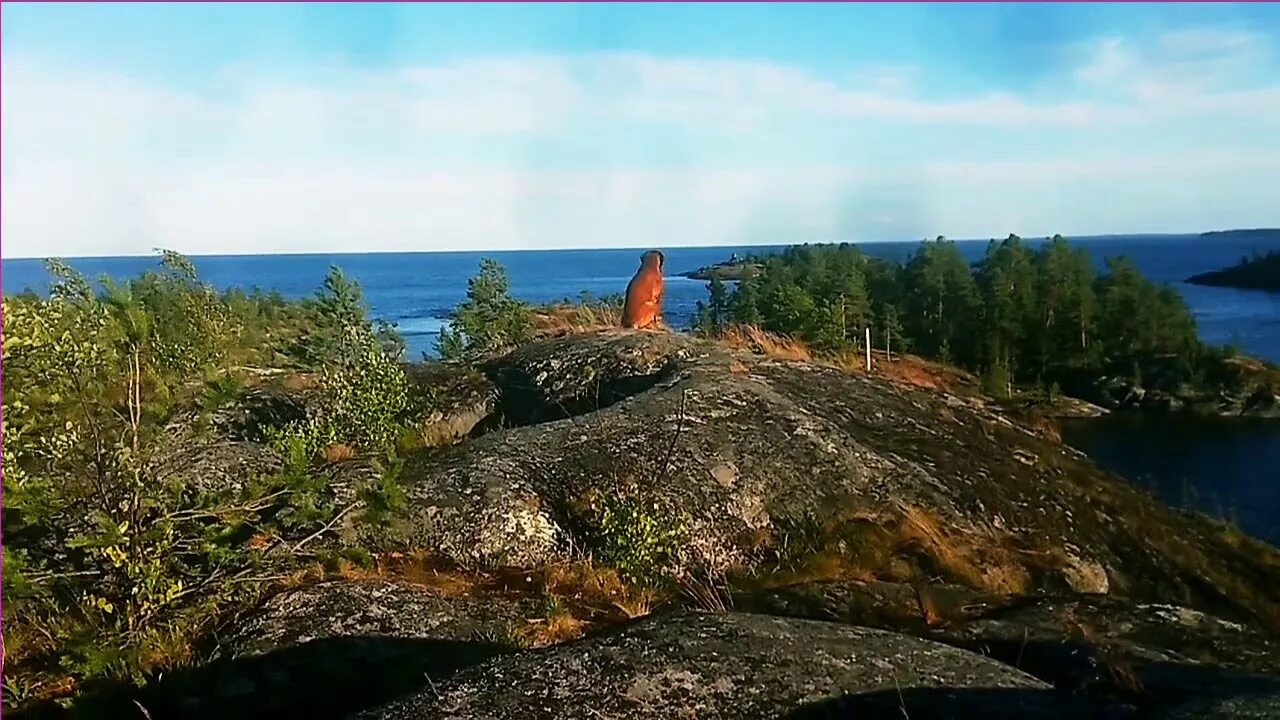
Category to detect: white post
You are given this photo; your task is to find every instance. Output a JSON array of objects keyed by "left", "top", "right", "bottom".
[{"left": 865, "top": 327, "right": 872, "bottom": 371}]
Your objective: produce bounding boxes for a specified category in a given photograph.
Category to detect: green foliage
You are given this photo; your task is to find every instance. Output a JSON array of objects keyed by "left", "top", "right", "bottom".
[
  {"left": 903, "top": 238, "right": 980, "bottom": 365},
  {"left": 291, "top": 266, "right": 405, "bottom": 368},
  {"left": 359, "top": 454, "right": 410, "bottom": 527},
  {"left": 0, "top": 250, "right": 412, "bottom": 704},
  {"left": 268, "top": 327, "right": 413, "bottom": 459},
  {"left": 693, "top": 277, "right": 731, "bottom": 337},
  {"left": 879, "top": 303, "right": 906, "bottom": 356},
  {"left": 982, "top": 364, "right": 1014, "bottom": 399},
  {"left": 2, "top": 254, "right": 269, "bottom": 689},
  {"left": 437, "top": 258, "right": 534, "bottom": 362},
  {"left": 716, "top": 235, "right": 1213, "bottom": 397},
  {"left": 593, "top": 491, "right": 687, "bottom": 586}
]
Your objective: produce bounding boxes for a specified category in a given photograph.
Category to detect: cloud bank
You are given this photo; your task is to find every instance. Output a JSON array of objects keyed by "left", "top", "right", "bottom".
[{"left": 3, "top": 27, "right": 1279, "bottom": 258}]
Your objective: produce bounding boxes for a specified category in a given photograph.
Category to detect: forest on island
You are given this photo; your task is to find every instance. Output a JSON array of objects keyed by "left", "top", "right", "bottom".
[
  {"left": 693, "top": 235, "right": 1241, "bottom": 397},
  {"left": 1187, "top": 249, "right": 1280, "bottom": 292}
]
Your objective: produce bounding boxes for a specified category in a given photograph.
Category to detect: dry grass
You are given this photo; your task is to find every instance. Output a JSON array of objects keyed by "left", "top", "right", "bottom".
[
  {"left": 317, "top": 551, "right": 664, "bottom": 650},
  {"left": 711, "top": 326, "right": 979, "bottom": 400},
  {"left": 1027, "top": 414, "right": 1063, "bottom": 444},
  {"left": 895, "top": 504, "right": 1030, "bottom": 596},
  {"left": 365, "top": 550, "right": 492, "bottom": 597},
  {"left": 719, "top": 324, "right": 812, "bottom": 361},
  {"left": 679, "top": 571, "right": 735, "bottom": 614},
  {"left": 321, "top": 443, "right": 356, "bottom": 464},
  {"left": 866, "top": 352, "right": 979, "bottom": 396},
  {"left": 361, "top": 551, "right": 665, "bottom": 630},
  {"left": 913, "top": 585, "right": 945, "bottom": 627},
  {"left": 532, "top": 303, "right": 623, "bottom": 336},
  {"left": 366, "top": 550, "right": 652, "bottom": 610},
  {"left": 536, "top": 560, "right": 661, "bottom": 620},
  {"left": 277, "top": 372, "right": 322, "bottom": 392},
  {"left": 514, "top": 604, "right": 591, "bottom": 648},
  {"left": 755, "top": 504, "right": 1033, "bottom": 599},
  {"left": 1063, "top": 609, "right": 1147, "bottom": 696}
]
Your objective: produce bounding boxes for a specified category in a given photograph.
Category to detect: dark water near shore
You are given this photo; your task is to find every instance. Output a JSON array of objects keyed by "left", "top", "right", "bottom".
[
  {"left": 4, "top": 231, "right": 1280, "bottom": 544},
  {"left": 1060, "top": 413, "right": 1280, "bottom": 546}
]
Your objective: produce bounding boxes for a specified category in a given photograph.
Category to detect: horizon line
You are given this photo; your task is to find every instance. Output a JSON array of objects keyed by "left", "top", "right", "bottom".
[{"left": 1, "top": 228, "right": 1275, "bottom": 263}]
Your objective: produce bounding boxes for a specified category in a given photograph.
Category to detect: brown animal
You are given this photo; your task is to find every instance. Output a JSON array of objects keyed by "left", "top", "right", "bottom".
[{"left": 621, "top": 250, "right": 665, "bottom": 329}]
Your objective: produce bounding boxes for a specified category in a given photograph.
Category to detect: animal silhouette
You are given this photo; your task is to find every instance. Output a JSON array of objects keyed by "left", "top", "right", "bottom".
[{"left": 621, "top": 250, "right": 666, "bottom": 329}]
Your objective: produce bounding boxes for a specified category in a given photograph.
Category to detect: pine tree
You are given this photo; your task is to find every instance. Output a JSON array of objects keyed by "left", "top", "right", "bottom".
[
  {"left": 975, "top": 235, "right": 1036, "bottom": 381},
  {"left": 730, "top": 278, "right": 764, "bottom": 326},
  {"left": 903, "top": 238, "right": 979, "bottom": 364},
  {"left": 437, "top": 258, "right": 534, "bottom": 362},
  {"left": 879, "top": 303, "right": 905, "bottom": 359},
  {"left": 706, "top": 276, "right": 730, "bottom": 336}
]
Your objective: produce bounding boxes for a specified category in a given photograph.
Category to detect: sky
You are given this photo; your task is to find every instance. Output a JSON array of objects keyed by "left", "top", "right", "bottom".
[{"left": 3, "top": 2, "right": 1280, "bottom": 259}]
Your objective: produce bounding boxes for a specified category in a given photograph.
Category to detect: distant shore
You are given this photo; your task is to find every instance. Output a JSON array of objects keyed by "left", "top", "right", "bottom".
[
  {"left": 1186, "top": 247, "right": 1280, "bottom": 293},
  {"left": 677, "top": 256, "right": 764, "bottom": 281}
]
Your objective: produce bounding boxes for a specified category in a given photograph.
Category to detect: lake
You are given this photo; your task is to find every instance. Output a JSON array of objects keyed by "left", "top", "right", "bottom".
[
  {"left": 1060, "top": 413, "right": 1280, "bottom": 545},
  {"left": 4, "top": 231, "right": 1280, "bottom": 545}
]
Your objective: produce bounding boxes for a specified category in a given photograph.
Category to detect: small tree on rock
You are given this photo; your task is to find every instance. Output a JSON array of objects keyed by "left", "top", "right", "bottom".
[{"left": 437, "top": 258, "right": 534, "bottom": 363}]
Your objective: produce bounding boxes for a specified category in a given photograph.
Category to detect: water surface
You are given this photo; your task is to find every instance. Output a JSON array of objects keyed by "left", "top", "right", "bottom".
[{"left": 1060, "top": 413, "right": 1280, "bottom": 546}]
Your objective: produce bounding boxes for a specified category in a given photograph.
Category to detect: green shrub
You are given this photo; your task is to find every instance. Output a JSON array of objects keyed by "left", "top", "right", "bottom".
[
  {"left": 0, "top": 251, "right": 412, "bottom": 706},
  {"left": 593, "top": 491, "right": 687, "bottom": 586},
  {"left": 269, "top": 327, "right": 413, "bottom": 457},
  {"left": 437, "top": 258, "right": 534, "bottom": 362}
]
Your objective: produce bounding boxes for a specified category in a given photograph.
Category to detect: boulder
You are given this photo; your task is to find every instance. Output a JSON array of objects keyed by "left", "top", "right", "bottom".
[
  {"left": 356, "top": 610, "right": 1110, "bottom": 720},
  {"left": 741, "top": 581, "right": 1280, "bottom": 716},
  {"left": 116, "top": 579, "right": 539, "bottom": 720},
  {"left": 152, "top": 439, "right": 284, "bottom": 494},
  {"left": 217, "top": 578, "right": 536, "bottom": 660},
  {"left": 404, "top": 363, "right": 499, "bottom": 446}
]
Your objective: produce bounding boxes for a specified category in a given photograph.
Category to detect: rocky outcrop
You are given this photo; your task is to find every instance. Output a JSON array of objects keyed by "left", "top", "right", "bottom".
[
  {"left": 740, "top": 580, "right": 1280, "bottom": 717},
  {"left": 351, "top": 606, "right": 1276, "bottom": 718},
  {"left": 1067, "top": 356, "right": 1280, "bottom": 419},
  {"left": 403, "top": 364, "right": 499, "bottom": 446},
  {"left": 80, "top": 580, "right": 539, "bottom": 720},
  {"left": 355, "top": 610, "right": 1097, "bottom": 720},
  {"left": 360, "top": 330, "right": 1280, "bottom": 632},
  {"left": 153, "top": 439, "right": 285, "bottom": 494},
  {"left": 217, "top": 579, "right": 535, "bottom": 660},
  {"left": 45, "top": 330, "right": 1279, "bottom": 720}
]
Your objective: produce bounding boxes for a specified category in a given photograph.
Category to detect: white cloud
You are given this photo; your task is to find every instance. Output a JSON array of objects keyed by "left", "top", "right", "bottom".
[
  {"left": 1075, "top": 27, "right": 1273, "bottom": 102},
  {"left": 3, "top": 30, "right": 1280, "bottom": 259}
]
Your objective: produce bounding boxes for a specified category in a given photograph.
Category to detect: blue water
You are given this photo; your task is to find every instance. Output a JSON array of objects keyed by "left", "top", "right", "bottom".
[
  {"left": 1060, "top": 415, "right": 1280, "bottom": 545},
  {"left": 4, "top": 232, "right": 1280, "bottom": 544},
  {"left": 6, "top": 232, "right": 1280, "bottom": 363}
]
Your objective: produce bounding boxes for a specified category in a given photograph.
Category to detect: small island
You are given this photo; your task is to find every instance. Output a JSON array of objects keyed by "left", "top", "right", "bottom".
[
  {"left": 1197, "top": 228, "right": 1280, "bottom": 241},
  {"left": 678, "top": 253, "right": 765, "bottom": 281},
  {"left": 1187, "top": 250, "right": 1280, "bottom": 292}
]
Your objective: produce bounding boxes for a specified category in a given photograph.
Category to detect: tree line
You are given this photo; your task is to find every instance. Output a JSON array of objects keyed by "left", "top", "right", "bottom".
[{"left": 694, "top": 235, "right": 1227, "bottom": 396}]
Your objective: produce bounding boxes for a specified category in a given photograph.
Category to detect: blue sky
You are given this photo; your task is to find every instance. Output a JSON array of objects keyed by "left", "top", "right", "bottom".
[{"left": 3, "top": 2, "right": 1280, "bottom": 258}]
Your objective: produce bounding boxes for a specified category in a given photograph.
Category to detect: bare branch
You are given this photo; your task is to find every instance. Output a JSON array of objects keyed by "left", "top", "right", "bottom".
[{"left": 291, "top": 502, "right": 362, "bottom": 553}]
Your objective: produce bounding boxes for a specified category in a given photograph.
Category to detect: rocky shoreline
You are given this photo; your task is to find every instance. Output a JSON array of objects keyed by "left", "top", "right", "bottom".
[{"left": 677, "top": 257, "right": 764, "bottom": 281}]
